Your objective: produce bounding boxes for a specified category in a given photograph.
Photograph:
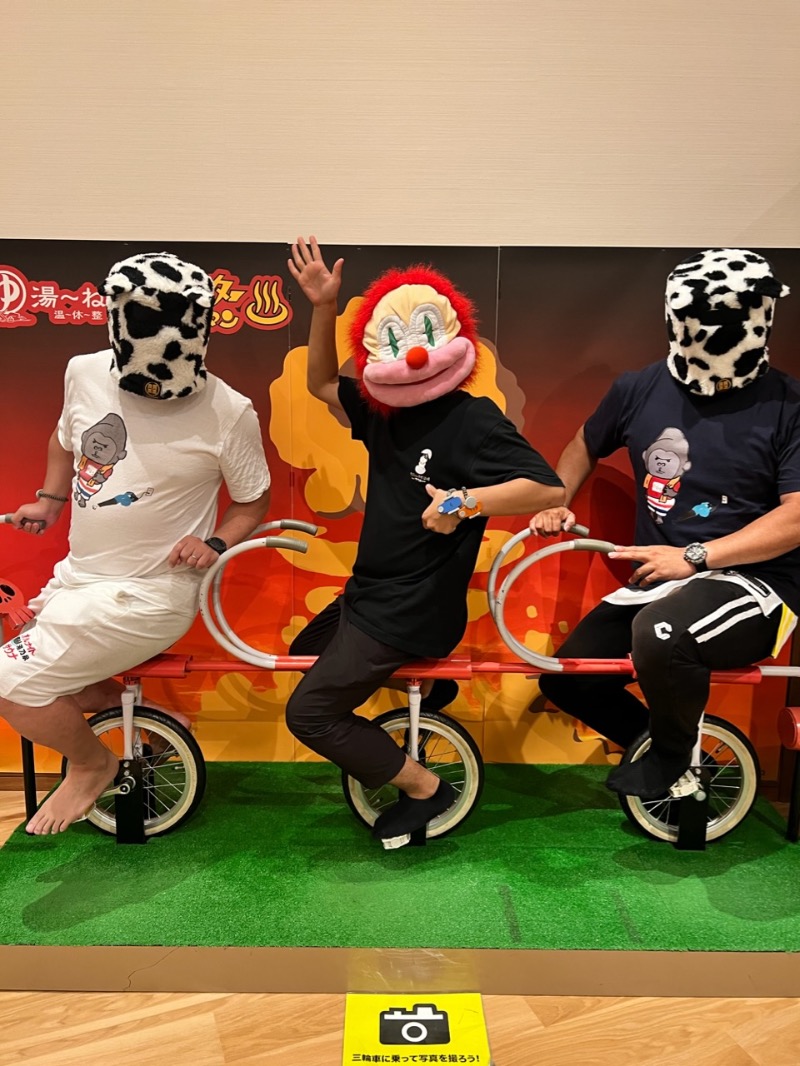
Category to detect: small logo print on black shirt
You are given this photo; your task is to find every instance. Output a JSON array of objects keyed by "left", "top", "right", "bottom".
[{"left": 411, "top": 448, "right": 432, "bottom": 482}]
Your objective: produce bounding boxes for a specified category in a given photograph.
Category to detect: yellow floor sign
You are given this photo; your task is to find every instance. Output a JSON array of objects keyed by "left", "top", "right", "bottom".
[{"left": 343, "top": 992, "right": 492, "bottom": 1064}]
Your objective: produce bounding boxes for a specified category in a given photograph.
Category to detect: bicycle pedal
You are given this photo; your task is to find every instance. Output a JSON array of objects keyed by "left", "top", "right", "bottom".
[
  {"left": 381, "top": 833, "right": 411, "bottom": 850},
  {"left": 99, "top": 763, "right": 139, "bottom": 800},
  {"left": 99, "top": 783, "right": 128, "bottom": 800},
  {"left": 668, "top": 770, "right": 700, "bottom": 799}
]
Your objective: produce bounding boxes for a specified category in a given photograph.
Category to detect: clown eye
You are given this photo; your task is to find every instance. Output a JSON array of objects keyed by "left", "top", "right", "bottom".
[
  {"left": 375, "top": 316, "right": 409, "bottom": 362},
  {"left": 388, "top": 327, "right": 400, "bottom": 358},
  {"left": 409, "top": 303, "right": 448, "bottom": 350}
]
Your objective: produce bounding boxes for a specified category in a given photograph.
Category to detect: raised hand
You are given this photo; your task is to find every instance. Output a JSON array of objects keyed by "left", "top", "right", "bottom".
[{"left": 287, "top": 236, "right": 343, "bottom": 306}]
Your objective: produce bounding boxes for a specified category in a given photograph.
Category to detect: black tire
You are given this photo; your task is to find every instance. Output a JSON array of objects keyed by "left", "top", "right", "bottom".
[
  {"left": 618, "top": 714, "right": 760, "bottom": 843},
  {"left": 342, "top": 708, "right": 485, "bottom": 839},
  {"left": 62, "top": 706, "right": 206, "bottom": 837}
]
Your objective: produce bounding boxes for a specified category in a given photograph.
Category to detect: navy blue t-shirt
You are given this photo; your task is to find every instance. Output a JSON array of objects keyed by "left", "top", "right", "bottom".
[
  {"left": 338, "top": 376, "right": 562, "bottom": 657},
  {"left": 583, "top": 361, "right": 800, "bottom": 612}
]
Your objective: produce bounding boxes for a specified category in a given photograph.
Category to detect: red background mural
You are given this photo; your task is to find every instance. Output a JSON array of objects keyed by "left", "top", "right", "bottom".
[{"left": 1, "top": 242, "right": 799, "bottom": 779}]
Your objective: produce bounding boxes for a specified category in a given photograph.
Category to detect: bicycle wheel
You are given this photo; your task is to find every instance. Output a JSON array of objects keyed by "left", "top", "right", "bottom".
[
  {"left": 62, "top": 706, "right": 206, "bottom": 837},
  {"left": 342, "top": 709, "right": 485, "bottom": 839},
  {"left": 618, "top": 714, "right": 760, "bottom": 843}
]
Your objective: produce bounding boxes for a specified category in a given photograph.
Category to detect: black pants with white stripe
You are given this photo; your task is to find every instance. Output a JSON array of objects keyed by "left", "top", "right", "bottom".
[{"left": 538, "top": 579, "right": 780, "bottom": 761}]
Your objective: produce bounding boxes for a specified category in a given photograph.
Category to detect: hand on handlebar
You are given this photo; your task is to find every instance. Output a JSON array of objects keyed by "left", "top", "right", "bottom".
[
  {"left": 168, "top": 535, "right": 220, "bottom": 571},
  {"left": 3, "top": 500, "right": 63, "bottom": 536},
  {"left": 529, "top": 506, "right": 579, "bottom": 537},
  {"left": 608, "top": 543, "right": 696, "bottom": 585}
]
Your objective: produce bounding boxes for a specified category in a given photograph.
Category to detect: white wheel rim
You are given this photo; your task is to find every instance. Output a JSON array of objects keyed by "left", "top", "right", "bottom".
[
  {"left": 623, "top": 721, "right": 757, "bottom": 843},
  {"left": 347, "top": 715, "right": 481, "bottom": 838},
  {"left": 87, "top": 714, "right": 199, "bottom": 836}
]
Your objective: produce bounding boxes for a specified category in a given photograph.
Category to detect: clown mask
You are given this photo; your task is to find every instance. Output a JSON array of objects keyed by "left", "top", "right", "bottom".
[{"left": 349, "top": 266, "right": 480, "bottom": 409}]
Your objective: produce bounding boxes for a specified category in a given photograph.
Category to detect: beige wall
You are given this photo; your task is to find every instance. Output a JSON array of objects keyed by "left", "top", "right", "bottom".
[{"left": 2, "top": 0, "right": 798, "bottom": 247}]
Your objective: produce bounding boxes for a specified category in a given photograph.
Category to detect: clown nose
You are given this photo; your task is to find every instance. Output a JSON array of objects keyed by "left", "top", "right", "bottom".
[{"left": 406, "top": 345, "right": 429, "bottom": 369}]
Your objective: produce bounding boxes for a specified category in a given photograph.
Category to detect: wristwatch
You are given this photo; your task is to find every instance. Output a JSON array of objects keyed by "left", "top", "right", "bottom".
[
  {"left": 683, "top": 542, "right": 708, "bottom": 572},
  {"left": 204, "top": 537, "right": 228, "bottom": 555},
  {"left": 456, "top": 487, "right": 482, "bottom": 519}
]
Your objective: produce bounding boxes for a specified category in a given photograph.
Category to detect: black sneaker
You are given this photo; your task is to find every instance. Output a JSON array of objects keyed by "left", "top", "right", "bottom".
[{"left": 372, "top": 779, "right": 456, "bottom": 850}]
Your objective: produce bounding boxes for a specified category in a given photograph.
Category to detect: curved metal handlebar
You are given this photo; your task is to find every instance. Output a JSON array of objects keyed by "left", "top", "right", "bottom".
[
  {"left": 487, "top": 523, "right": 592, "bottom": 609},
  {"left": 253, "top": 519, "right": 319, "bottom": 537},
  {"left": 487, "top": 526, "right": 617, "bottom": 672},
  {"left": 199, "top": 525, "right": 318, "bottom": 668}
]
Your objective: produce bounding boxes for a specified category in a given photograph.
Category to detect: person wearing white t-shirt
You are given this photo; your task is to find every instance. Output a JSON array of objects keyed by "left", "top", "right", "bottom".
[{"left": 0, "top": 253, "right": 271, "bottom": 835}]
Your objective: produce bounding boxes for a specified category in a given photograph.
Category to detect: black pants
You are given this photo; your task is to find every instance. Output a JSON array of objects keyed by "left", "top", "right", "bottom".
[
  {"left": 286, "top": 599, "right": 414, "bottom": 788},
  {"left": 538, "top": 579, "right": 780, "bottom": 761}
]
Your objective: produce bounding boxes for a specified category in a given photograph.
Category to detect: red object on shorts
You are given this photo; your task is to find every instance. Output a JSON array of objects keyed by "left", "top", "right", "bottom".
[{"left": 0, "top": 580, "right": 34, "bottom": 630}]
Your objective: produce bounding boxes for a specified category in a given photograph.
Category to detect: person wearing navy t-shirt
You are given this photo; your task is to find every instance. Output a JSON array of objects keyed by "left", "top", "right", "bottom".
[
  {"left": 286, "top": 237, "right": 563, "bottom": 847},
  {"left": 532, "top": 248, "right": 800, "bottom": 800}
]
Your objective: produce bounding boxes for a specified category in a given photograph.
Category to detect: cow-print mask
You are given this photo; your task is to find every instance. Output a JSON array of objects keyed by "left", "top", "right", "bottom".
[
  {"left": 665, "top": 248, "right": 790, "bottom": 397},
  {"left": 100, "top": 252, "right": 215, "bottom": 400}
]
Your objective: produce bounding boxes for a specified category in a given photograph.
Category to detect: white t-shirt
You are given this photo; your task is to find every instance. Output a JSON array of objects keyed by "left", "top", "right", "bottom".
[{"left": 56, "top": 350, "right": 270, "bottom": 582}]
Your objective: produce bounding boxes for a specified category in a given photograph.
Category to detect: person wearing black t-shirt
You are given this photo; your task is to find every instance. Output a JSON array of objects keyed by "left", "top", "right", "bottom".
[
  {"left": 286, "top": 236, "right": 563, "bottom": 847},
  {"left": 532, "top": 248, "right": 800, "bottom": 800}
]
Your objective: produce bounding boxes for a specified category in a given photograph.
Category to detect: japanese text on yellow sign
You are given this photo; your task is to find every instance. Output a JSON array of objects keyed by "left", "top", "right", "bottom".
[{"left": 343, "top": 993, "right": 491, "bottom": 1064}]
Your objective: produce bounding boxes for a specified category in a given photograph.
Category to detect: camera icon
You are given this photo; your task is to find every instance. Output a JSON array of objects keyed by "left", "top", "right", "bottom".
[{"left": 379, "top": 1003, "right": 451, "bottom": 1045}]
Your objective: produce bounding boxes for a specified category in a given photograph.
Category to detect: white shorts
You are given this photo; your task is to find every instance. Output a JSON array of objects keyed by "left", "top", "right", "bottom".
[{"left": 0, "top": 567, "right": 199, "bottom": 707}]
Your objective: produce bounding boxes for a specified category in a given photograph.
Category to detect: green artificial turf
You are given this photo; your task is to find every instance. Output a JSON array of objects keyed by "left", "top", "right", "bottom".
[{"left": 0, "top": 762, "right": 798, "bottom": 951}]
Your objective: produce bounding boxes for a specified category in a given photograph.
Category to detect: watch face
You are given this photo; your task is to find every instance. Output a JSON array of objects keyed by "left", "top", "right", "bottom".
[{"left": 685, "top": 543, "right": 705, "bottom": 563}]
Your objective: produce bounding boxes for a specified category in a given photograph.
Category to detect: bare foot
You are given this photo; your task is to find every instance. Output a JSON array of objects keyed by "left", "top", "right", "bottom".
[{"left": 26, "top": 747, "right": 119, "bottom": 836}]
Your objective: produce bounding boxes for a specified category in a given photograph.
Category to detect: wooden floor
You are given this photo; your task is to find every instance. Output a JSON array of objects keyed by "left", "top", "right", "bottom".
[{"left": 2, "top": 792, "right": 799, "bottom": 1066}]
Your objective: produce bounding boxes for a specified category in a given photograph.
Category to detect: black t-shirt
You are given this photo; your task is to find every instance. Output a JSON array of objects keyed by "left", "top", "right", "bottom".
[
  {"left": 338, "top": 376, "right": 562, "bottom": 657},
  {"left": 583, "top": 361, "right": 800, "bottom": 612}
]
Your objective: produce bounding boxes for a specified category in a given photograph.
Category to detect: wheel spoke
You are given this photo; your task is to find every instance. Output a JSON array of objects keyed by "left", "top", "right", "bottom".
[
  {"left": 624, "top": 722, "right": 757, "bottom": 842},
  {"left": 78, "top": 714, "right": 201, "bottom": 835},
  {"left": 347, "top": 713, "right": 482, "bottom": 836}
]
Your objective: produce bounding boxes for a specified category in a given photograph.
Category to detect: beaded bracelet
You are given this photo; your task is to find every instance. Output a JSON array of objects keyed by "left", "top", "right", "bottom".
[{"left": 36, "top": 489, "right": 68, "bottom": 503}]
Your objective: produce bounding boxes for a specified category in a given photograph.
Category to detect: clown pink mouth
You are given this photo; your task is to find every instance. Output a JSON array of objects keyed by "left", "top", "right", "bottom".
[{"left": 361, "top": 336, "right": 476, "bottom": 408}]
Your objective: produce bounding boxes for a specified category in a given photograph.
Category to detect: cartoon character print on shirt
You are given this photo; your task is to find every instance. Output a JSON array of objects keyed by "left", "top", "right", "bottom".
[
  {"left": 642, "top": 428, "right": 691, "bottom": 525},
  {"left": 93, "top": 487, "right": 154, "bottom": 511},
  {"left": 412, "top": 448, "right": 433, "bottom": 482},
  {"left": 74, "top": 413, "right": 128, "bottom": 508}
]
